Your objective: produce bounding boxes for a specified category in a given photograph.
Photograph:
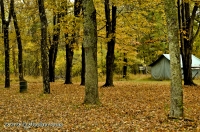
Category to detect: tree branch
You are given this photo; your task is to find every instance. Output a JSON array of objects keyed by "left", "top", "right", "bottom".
[
  {"left": 97, "top": 25, "right": 106, "bottom": 31},
  {"left": 8, "top": 0, "right": 13, "bottom": 24},
  {"left": 188, "top": 3, "right": 198, "bottom": 40},
  {"left": 191, "top": 22, "right": 200, "bottom": 44}
]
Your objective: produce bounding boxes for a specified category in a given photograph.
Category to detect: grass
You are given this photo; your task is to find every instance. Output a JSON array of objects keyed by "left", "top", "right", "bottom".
[
  {"left": 1, "top": 73, "right": 200, "bottom": 86},
  {"left": 0, "top": 74, "right": 165, "bottom": 84}
]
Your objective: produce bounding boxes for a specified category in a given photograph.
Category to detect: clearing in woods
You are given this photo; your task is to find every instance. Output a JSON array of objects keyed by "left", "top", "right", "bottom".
[{"left": 0, "top": 80, "right": 200, "bottom": 131}]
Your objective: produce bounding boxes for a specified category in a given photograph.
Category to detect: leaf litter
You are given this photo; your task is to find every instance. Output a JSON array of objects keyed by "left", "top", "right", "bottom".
[{"left": 0, "top": 81, "right": 199, "bottom": 131}]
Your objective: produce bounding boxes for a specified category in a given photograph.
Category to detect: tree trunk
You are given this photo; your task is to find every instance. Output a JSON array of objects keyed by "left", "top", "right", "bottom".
[
  {"left": 38, "top": 0, "right": 50, "bottom": 94},
  {"left": 12, "top": 45, "right": 17, "bottom": 76},
  {"left": 164, "top": 0, "right": 183, "bottom": 118},
  {"left": 64, "top": 0, "right": 83, "bottom": 84},
  {"left": 10, "top": 0, "right": 24, "bottom": 81},
  {"left": 3, "top": 23, "right": 10, "bottom": 88},
  {"left": 49, "top": 12, "right": 61, "bottom": 82},
  {"left": 1, "top": 0, "right": 12, "bottom": 88},
  {"left": 74, "top": 0, "right": 85, "bottom": 85},
  {"left": 81, "top": 44, "right": 85, "bottom": 85},
  {"left": 83, "top": 0, "right": 99, "bottom": 104},
  {"left": 103, "top": 2, "right": 117, "bottom": 87},
  {"left": 179, "top": 1, "right": 199, "bottom": 86},
  {"left": 123, "top": 53, "right": 127, "bottom": 78},
  {"left": 74, "top": 0, "right": 82, "bottom": 17},
  {"left": 64, "top": 34, "right": 74, "bottom": 84}
]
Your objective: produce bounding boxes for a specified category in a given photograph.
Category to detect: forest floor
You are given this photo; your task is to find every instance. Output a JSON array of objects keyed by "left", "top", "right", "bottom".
[{"left": 0, "top": 80, "right": 200, "bottom": 131}]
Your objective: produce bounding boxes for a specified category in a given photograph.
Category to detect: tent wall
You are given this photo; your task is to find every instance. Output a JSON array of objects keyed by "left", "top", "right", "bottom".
[
  {"left": 181, "top": 68, "right": 200, "bottom": 79},
  {"left": 151, "top": 58, "right": 171, "bottom": 80},
  {"left": 192, "top": 69, "right": 200, "bottom": 79},
  {"left": 150, "top": 54, "right": 200, "bottom": 80}
]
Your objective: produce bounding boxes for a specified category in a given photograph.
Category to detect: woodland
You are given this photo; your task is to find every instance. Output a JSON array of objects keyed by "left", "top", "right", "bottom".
[{"left": 0, "top": 0, "right": 200, "bottom": 131}]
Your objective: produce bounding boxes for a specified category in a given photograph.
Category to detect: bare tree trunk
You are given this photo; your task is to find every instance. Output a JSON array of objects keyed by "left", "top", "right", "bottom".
[
  {"left": 74, "top": 0, "right": 82, "bottom": 17},
  {"left": 1, "top": 0, "right": 12, "bottom": 88},
  {"left": 179, "top": 1, "right": 199, "bottom": 86},
  {"left": 10, "top": 0, "right": 24, "bottom": 81},
  {"left": 12, "top": 45, "right": 18, "bottom": 76},
  {"left": 61, "top": 2, "right": 75, "bottom": 84},
  {"left": 123, "top": 53, "right": 127, "bottom": 78},
  {"left": 65, "top": 34, "right": 74, "bottom": 84},
  {"left": 83, "top": 0, "right": 99, "bottom": 104},
  {"left": 103, "top": 1, "right": 117, "bottom": 87},
  {"left": 38, "top": 0, "right": 50, "bottom": 94},
  {"left": 164, "top": 0, "right": 183, "bottom": 118},
  {"left": 3, "top": 23, "right": 10, "bottom": 88},
  {"left": 49, "top": 11, "right": 61, "bottom": 82},
  {"left": 74, "top": 0, "right": 85, "bottom": 85},
  {"left": 81, "top": 44, "right": 85, "bottom": 85}
]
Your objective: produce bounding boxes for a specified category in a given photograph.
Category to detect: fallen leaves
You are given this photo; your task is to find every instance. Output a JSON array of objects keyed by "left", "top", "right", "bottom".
[{"left": 0, "top": 81, "right": 199, "bottom": 131}]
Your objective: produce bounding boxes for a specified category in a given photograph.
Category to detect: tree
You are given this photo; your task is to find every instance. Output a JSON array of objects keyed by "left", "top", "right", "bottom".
[
  {"left": 83, "top": 0, "right": 99, "bottom": 104},
  {"left": 124, "top": 1, "right": 168, "bottom": 65},
  {"left": 64, "top": 1, "right": 74, "bottom": 84},
  {"left": 65, "top": 0, "right": 83, "bottom": 84},
  {"left": 10, "top": 0, "right": 24, "bottom": 81},
  {"left": 65, "top": 33, "right": 74, "bottom": 84},
  {"left": 123, "top": 53, "right": 127, "bottom": 78},
  {"left": 81, "top": 45, "right": 85, "bottom": 85},
  {"left": 38, "top": 0, "right": 50, "bottom": 94},
  {"left": 164, "top": 0, "right": 183, "bottom": 118},
  {"left": 103, "top": 0, "right": 117, "bottom": 87},
  {"left": 1, "top": 0, "right": 12, "bottom": 88},
  {"left": 19, "top": 1, "right": 41, "bottom": 77},
  {"left": 74, "top": 0, "right": 82, "bottom": 17},
  {"left": 49, "top": 0, "right": 61, "bottom": 82},
  {"left": 178, "top": 0, "right": 200, "bottom": 86},
  {"left": 74, "top": 0, "right": 85, "bottom": 86}
]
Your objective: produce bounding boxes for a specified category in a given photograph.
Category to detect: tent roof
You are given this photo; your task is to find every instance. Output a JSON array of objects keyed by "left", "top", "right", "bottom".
[{"left": 149, "top": 54, "right": 200, "bottom": 68}]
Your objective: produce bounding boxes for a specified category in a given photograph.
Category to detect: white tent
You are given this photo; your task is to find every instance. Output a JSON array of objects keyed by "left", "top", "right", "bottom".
[{"left": 149, "top": 54, "right": 200, "bottom": 80}]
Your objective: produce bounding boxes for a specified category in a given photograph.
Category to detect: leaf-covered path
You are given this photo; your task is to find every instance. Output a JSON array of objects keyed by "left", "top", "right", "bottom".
[{"left": 0, "top": 81, "right": 200, "bottom": 131}]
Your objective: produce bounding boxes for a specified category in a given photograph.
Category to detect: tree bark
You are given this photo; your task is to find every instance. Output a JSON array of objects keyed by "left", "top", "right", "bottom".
[
  {"left": 64, "top": 34, "right": 74, "bottom": 84},
  {"left": 74, "top": 0, "right": 82, "bottom": 17},
  {"left": 38, "top": 0, "right": 50, "bottom": 94},
  {"left": 49, "top": 12, "right": 61, "bottom": 82},
  {"left": 81, "top": 44, "right": 85, "bottom": 85},
  {"left": 60, "top": 2, "right": 75, "bottom": 84},
  {"left": 103, "top": 1, "right": 117, "bottom": 87},
  {"left": 83, "top": 0, "right": 99, "bottom": 104},
  {"left": 179, "top": 1, "right": 199, "bottom": 86},
  {"left": 1, "top": 0, "right": 12, "bottom": 88},
  {"left": 10, "top": 0, "right": 24, "bottom": 81},
  {"left": 123, "top": 53, "right": 127, "bottom": 78},
  {"left": 74, "top": 0, "right": 85, "bottom": 85},
  {"left": 12, "top": 45, "right": 17, "bottom": 76},
  {"left": 164, "top": 0, "right": 183, "bottom": 118}
]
